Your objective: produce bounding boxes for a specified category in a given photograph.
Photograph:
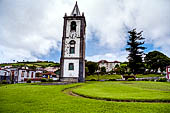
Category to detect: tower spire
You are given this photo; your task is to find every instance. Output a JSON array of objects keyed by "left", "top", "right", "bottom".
[{"left": 71, "top": 1, "right": 81, "bottom": 16}]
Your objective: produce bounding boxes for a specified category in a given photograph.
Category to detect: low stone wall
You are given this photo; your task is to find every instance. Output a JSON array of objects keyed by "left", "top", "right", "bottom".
[
  {"left": 40, "top": 82, "right": 71, "bottom": 85},
  {"left": 60, "top": 77, "right": 78, "bottom": 82},
  {"left": 136, "top": 77, "right": 164, "bottom": 81}
]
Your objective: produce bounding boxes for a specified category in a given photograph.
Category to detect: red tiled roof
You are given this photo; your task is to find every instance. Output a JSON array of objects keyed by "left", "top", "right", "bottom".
[
  {"left": 113, "top": 61, "right": 121, "bottom": 63},
  {"left": 41, "top": 72, "right": 56, "bottom": 76},
  {"left": 98, "top": 60, "right": 121, "bottom": 63},
  {"left": 98, "top": 60, "right": 108, "bottom": 63}
]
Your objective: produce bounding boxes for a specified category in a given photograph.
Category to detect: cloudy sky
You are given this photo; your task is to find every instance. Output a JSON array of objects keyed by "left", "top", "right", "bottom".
[{"left": 0, "top": 0, "right": 170, "bottom": 63}]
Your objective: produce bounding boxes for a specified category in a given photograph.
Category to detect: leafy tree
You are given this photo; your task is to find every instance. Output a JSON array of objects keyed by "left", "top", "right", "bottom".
[
  {"left": 145, "top": 51, "right": 170, "bottom": 73},
  {"left": 120, "top": 62, "right": 129, "bottom": 74},
  {"left": 100, "top": 66, "right": 106, "bottom": 74},
  {"left": 126, "top": 29, "right": 146, "bottom": 74},
  {"left": 115, "top": 64, "right": 120, "bottom": 68},
  {"left": 114, "top": 64, "right": 121, "bottom": 74},
  {"left": 85, "top": 67, "right": 89, "bottom": 75},
  {"left": 114, "top": 65, "right": 127, "bottom": 75},
  {"left": 85, "top": 61, "right": 98, "bottom": 75}
]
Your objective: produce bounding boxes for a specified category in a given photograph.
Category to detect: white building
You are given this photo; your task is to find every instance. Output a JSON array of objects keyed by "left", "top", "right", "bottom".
[
  {"left": 18, "top": 69, "right": 43, "bottom": 83},
  {"left": 60, "top": 2, "right": 86, "bottom": 82},
  {"left": 98, "top": 60, "right": 121, "bottom": 72},
  {"left": 166, "top": 66, "right": 170, "bottom": 80},
  {"left": 0, "top": 68, "right": 18, "bottom": 83},
  {"left": 0, "top": 67, "right": 43, "bottom": 83},
  {"left": 0, "top": 69, "right": 11, "bottom": 83}
]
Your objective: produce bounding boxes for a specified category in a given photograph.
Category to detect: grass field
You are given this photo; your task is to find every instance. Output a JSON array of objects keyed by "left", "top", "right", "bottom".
[
  {"left": 73, "top": 81, "right": 170, "bottom": 102},
  {"left": 0, "top": 62, "right": 59, "bottom": 68},
  {"left": 0, "top": 82, "right": 170, "bottom": 113}
]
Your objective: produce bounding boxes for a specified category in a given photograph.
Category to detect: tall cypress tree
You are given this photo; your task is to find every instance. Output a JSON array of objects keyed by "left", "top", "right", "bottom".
[{"left": 126, "top": 29, "right": 146, "bottom": 74}]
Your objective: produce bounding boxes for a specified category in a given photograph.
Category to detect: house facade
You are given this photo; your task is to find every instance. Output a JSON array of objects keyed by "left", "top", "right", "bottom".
[
  {"left": 0, "top": 67, "right": 43, "bottom": 83},
  {"left": 0, "top": 68, "right": 18, "bottom": 83},
  {"left": 98, "top": 60, "right": 121, "bottom": 72},
  {"left": 0, "top": 69, "right": 11, "bottom": 83},
  {"left": 166, "top": 66, "right": 170, "bottom": 80}
]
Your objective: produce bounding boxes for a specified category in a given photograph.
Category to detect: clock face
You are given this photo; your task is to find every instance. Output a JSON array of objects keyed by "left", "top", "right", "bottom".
[{"left": 69, "top": 31, "right": 77, "bottom": 39}]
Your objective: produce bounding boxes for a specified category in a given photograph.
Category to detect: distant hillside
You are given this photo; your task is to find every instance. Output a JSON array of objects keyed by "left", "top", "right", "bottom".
[{"left": 0, "top": 61, "right": 60, "bottom": 68}]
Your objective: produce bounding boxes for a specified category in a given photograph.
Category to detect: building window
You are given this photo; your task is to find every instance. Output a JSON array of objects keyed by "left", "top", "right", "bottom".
[
  {"left": 70, "top": 21, "right": 76, "bottom": 31},
  {"left": 168, "top": 68, "right": 170, "bottom": 72},
  {"left": 31, "top": 72, "right": 34, "bottom": 78},
  {"left": 69, "top": 63, "right": 74, "bottom": 70},
  {"left": 21, "top": 71, "right": 25, "bottom": 77},
  {"left": 70, "top": 47, "right": 75, "bottom": 54},
  {"left": 69, "top": 40, "right": 76, "bottom": 54},
  {"left": 102, "top": 60, "right": 104, "bottom": 65},
  {"left": 27, "top": 71, "right": 29, "bottom": 77}
]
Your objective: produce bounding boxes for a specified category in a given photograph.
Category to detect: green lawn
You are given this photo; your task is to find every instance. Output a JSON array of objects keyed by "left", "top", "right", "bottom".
[
  {"left": 73, "top": 81, "right": 170, "bottom": 102},
  {"left": 0, "top": 82, "right": 170, "bottom": 113},
  {"left": 85, "top": 74, "right": 122, "bottom": 80}
]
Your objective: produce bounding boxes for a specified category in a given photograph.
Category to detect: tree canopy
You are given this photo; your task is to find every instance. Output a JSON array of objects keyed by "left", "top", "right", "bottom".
[
  {"left": 126, "top": 29, "right": 146, "bottom": 74},
  {"left": 100, "top": 66, "right": 106, "bottom": 74},
  {"left": 85, "top": 61, "right": 98, "bottom": 75},
  {"left": 145, "top": 51, "right": 170, "bottom": 73}
]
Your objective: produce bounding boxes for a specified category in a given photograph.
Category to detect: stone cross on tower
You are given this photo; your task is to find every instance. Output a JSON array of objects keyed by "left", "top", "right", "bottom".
[{"left": 60, "top": 2, "right": 86, "bottom": 82}]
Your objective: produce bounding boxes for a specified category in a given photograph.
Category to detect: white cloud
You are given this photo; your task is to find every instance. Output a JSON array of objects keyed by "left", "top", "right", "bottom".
[
  {"left": 0, "top": 0, "right": 69, "bottom": 62},
  {"left": 0, "top": 45, "right": 37, "bottom": 63},
  {"left": 83, "top": 0, "right": 170, "bottom": 61},
  {"left": 0, "top": 0, "right": 170, "bottom": 63},
  {"left": 86, "top": 51, "right": 128, "bottom": 62}
]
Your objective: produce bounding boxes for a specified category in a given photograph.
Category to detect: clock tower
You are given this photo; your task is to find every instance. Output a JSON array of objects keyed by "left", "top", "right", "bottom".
[{"left": 60, "top": 2, "right": 86, "bottom": 82}]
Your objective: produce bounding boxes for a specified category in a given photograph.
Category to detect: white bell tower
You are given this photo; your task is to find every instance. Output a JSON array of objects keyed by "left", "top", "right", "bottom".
[{"left": 60, "top": 2, "right": 86, "bottom": 82}]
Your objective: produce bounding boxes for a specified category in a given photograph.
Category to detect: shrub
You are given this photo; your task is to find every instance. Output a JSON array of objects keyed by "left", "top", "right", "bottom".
[
  {"left": 90, "top": 79, "right": 96, "bottom": 81},
  {"left": 41, "top": 78, "right": 47, "bottom": 82},
  {"left": 108, "top": 79, "right": 117, "bottom": 81},
  {"left": 127, "top": 78, "right": 135, "bottom": 81},
  {"left": 150, "top": 79, "right": 155, "bottom": 81},
  {"left": 2, "top": 80, "right": 7, "bottom": 84},
  {"left": 48, "top": 79, "right": 53, "bottom": 82},
  {"left": 27, "top": 79, "right": 31, "bottom": 83},
  {"left": 127, "top": 72, "right": 132, "bottom": 75},
  {"left": 142, "top": 79, "right": 149, "bottom": 81},
  {"left": 156, "top": 78, "right": 167, "bottom": 82}
]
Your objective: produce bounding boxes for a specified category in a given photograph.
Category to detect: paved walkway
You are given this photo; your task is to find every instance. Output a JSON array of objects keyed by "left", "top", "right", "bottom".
[{"left": 39, "top": 82, "right": 73, "bottom": 85}]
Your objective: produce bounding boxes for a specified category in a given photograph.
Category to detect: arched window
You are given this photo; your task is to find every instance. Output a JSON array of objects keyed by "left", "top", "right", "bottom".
[
  {"left": 69, "top": 40, "right": 76, "bottom": 54},
  {"left": 70, "top": 21, "right": 76, "bottom": 31},
  {"left": 69, "top": 40, "right": 76, "bottom": 45},
  {"left": 69, "top": 63, "right": 74, "bottom": 70}
]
